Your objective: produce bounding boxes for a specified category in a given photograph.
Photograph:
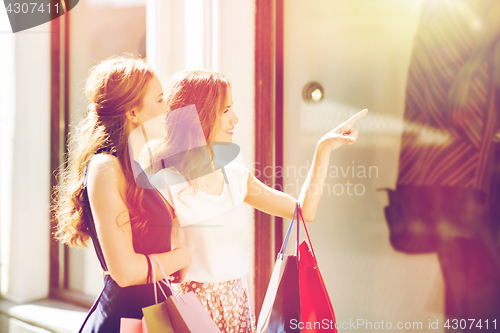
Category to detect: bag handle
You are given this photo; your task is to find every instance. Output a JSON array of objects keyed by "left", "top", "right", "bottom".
[
  {"left": 150, "top": 254, "right": 181, "bottom": 305},
  {"left": 148, "top": 255, "right": 170, "bottom": 304},
  {"left": 296, "top": 203, "right": 300, "bottom": 256},
  {"left": 148, "top": 255, "right": 158, "bottom": 304},
  {"left": 278, "top": 204, "right": 299, "bottom": 258},
  {"left": 278, "top": 202, "right": 318, "bottom": 261},
  {"left": 296, "top": 203, "right": 317, "bottom": 262}
]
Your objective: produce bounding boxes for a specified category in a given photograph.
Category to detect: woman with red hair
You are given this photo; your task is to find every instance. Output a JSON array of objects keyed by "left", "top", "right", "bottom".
[
  {"left": 147, "top": 69, "right": 366, "bottom": 332},
  {"left": 54, "top": 56, "right": 191, "bottom": 333}
]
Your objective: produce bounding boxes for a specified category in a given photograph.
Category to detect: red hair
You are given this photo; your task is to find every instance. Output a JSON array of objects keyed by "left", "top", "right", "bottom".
[
  {"left": 145, "top": 69, "right": 231, "bottom": 199},
  {"left": 55, "top": 55, "right": 154, "bottom": 246},
  {"left": 165, "top": 69, "right": 230, "bottom": 143}
]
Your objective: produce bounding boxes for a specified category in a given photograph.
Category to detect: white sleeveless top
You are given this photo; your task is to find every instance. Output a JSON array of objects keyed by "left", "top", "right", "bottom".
[{"left": 149, "top": 160, "right": 251, "bottom": 283}]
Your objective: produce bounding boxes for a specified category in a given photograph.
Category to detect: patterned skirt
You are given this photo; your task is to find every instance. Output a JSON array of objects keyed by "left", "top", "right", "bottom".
[{"left": 178, "top": 279, "right": 256, "bottom": 333}]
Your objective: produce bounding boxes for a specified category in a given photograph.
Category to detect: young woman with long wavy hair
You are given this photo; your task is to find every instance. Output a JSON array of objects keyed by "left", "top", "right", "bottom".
[
  {"left": 145, "top": 69, "right": 367, "bottom": 332},
  {"left": 54, "top": 56, "right": 191, "bottom": 333}
]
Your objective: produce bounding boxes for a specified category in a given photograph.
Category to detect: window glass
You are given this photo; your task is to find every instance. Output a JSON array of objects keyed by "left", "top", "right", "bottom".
[{"left": 66, "top": 0, "right": 146, "bottom": 297}]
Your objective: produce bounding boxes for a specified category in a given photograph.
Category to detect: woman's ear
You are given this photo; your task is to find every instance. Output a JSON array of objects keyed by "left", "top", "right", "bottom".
[{"left": 126, "top": 109, "right": 138, "bottom": 124}]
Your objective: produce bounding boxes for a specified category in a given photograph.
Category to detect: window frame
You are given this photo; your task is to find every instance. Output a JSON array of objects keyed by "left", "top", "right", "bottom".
[
  {"left": 48, "top": 7, "right": 95, "bottom": 309},
  {"left": 254, "top": 0, "right": 284, "bottom": 315}
]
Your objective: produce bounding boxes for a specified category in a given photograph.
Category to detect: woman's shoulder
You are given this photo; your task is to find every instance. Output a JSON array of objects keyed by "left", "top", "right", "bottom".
[
  {"left": 87, "top": 154, "right": 125, "bottom": 190},
  {"left": 89, "top": 153, "right": 121, "bottom": 173},
  {"left": 225, "top": 160, "right": 249, "bottom": 179}
]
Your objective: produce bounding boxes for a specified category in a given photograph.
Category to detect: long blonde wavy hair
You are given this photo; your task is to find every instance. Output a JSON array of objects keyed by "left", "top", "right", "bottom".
[{"left": 54, "top": 56, "right": 154, "bottom": 247}]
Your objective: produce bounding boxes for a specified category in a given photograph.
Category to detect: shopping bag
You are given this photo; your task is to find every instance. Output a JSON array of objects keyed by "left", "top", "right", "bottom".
[
  {"left": 297, "top": 205, "right": 337, "bottom": 333},
  {"left": 267, "top": 254, "right": 301, "bottom": 333},
  {"left": 142, "top": 299, "right": 174, "bottom": 333},
  {"left": 149, "top": 255, "right": 221, "bottom": 333},
  {"left": 257, "top": 203, "right": 338, "bottom": 333},
  {"left": 133, "top": 254, "right": 174, "bottom": 333},
  {"left": 120, "top": 317, "right": 149, "bottom": 333},
  {"left": 256, "top": 253, "right": 291, "bottom": 331},
  {"left": 163, "top": 291, "right": 221, "bottom": 333},
  {"left": 258, "top": 208, "right": 301, "bottom": 333}
]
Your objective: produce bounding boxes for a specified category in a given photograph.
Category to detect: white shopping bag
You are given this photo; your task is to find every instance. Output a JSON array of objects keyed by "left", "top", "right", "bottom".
[{"left": 256, "top": 253, "right": 292, "bottom": 333}]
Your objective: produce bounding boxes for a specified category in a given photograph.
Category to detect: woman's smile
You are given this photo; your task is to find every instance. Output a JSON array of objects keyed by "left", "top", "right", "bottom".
[{"left": 214, "top": 86, "right": 238, "bottom": 142}]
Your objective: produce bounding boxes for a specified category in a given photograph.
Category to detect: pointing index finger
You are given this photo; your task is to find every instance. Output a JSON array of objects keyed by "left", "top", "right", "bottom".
[{"left": 344, "top": 109, "right": 368, "bottom": 128}]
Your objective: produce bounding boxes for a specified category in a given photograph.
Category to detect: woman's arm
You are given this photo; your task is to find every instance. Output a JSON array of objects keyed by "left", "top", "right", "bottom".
[
  {"left": 87, "top": 154, "right": 190, "bottom": 287},
  {"left": 244, "top": 173, "right": 297, "bottom": 220},
  {"left": 244, "top": 109, "right": 366, "bottom": 222}
]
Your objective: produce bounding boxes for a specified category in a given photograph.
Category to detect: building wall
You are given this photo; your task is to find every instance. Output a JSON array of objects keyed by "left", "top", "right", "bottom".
[{"left": 0, "top": 11, "right": 51, "bottom": 304}]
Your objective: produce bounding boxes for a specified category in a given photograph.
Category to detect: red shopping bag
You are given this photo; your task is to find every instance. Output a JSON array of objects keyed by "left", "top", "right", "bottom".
[
  {"left": 258, "top": 203, "right": 337, "bottom": 333},
  {"left": 297, "top": 205, "right": 337, "bottom": 333}
]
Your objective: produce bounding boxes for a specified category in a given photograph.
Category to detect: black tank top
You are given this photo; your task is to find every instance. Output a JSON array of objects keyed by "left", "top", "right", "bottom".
[{"left": 79, "top": 153, "right": 172, "bottom": 333}]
